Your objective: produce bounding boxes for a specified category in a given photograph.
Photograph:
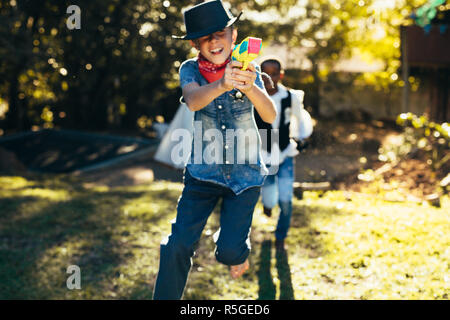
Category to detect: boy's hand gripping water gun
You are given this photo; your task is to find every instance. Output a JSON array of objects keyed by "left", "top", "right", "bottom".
[{"left": 231, "top": 37, "right": 262, "bottom": 71}]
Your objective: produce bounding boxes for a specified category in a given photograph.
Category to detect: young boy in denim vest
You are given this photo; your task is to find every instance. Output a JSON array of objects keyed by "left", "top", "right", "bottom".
[{"left": 153, "top": 0, "right": 276, "bottom": 300}]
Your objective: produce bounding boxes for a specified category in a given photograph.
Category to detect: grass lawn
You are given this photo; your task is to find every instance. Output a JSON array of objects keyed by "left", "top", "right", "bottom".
[{"left": 0, "top": 174, "right": 448, "bottom": 299}]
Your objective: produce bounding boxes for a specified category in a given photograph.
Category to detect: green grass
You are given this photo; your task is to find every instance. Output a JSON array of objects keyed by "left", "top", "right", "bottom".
[{"left": 0, "top": 174, "right": 448, "bottom": 299}]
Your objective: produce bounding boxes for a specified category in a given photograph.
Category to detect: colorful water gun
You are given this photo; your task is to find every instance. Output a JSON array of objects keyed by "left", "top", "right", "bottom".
[{"left": 231, "top": 36, "right": 262, "bottom": 71}]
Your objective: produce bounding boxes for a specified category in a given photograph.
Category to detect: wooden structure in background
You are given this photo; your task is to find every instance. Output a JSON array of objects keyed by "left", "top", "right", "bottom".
[{"left": 401, "top": 24, "right": 450, "bottom": 122}]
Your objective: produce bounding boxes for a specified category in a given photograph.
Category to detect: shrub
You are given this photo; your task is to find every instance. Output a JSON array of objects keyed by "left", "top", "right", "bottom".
[{"left": 395, "top": 113, "right": 449, "bottom": 172}]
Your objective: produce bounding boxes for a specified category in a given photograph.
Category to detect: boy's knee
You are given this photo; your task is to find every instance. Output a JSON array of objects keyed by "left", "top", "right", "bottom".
[
  {"left": 161, "top": 234, "right": 195, "bottom": 258},
  {"left": 278, "top": 191, "right": 293, "bottom": 203},
  {"left": 262, "top": 186, "right": 278, "bottom": 208},
  {"left": 278, "top": 180, "right": 294, "bottom": 202},
  {"left": 278, "top": 200, "right": 292, "bottom": 216},
  {"left": 215, "top": 244, "right": 248, "bottom": 266},
  {"left": 279, "top": 199, "right": 292, "bottom": 208}
]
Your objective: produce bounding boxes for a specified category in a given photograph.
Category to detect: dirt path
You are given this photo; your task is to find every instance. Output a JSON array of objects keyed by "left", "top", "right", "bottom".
[
  {"left": 76, "top": 149, "right": 184, "bottom": 188},
  {"left": 76, "top": 120, "right": 402, "bottom": 190}
]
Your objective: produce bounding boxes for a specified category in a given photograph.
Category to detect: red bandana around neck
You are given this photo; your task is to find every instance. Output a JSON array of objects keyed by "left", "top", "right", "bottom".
[{"left": 197, "top": 52, "right": 231, "bottom": 83}]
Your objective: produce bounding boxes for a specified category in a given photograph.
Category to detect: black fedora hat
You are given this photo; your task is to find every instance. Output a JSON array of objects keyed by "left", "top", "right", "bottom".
[{"left": 172, "top": 0, "right": 242, "bottom": 40}]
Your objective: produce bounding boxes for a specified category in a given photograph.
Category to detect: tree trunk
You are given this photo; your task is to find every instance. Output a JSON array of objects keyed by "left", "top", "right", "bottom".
[
  {"left": 310, "top": 61, "right": 321, "bottom": 118},
  {"left": 6, "top": 66, "right": 23, "bottom": 131}
]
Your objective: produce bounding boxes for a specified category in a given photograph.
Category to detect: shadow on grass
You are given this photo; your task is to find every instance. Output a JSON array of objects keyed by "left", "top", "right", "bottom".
[
  {"left": 0, "top": 178, "right": 180, "bottom": 299},
  {"left": 288, "top": 202, "right": 343, "bottom": 258},
  {"left": 0, "top": 196, "right": 41, "bottom": 222},
  {"left": 256, "top": 199, "right": 347, "bottom": 300},
  {"left": 257, "top": 240, "right": 295, "bottom": 300},
  {"left": 257, "top": 240, "right": 276, "bottom": 300},
  {"left": 275, "top": 248, "right": 295, "bottom": 300}
]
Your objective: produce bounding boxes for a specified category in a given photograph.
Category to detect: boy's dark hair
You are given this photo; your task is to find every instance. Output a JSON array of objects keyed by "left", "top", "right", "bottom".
[{"left": 261, "top": 58, "right": 284, "bottom": 73}]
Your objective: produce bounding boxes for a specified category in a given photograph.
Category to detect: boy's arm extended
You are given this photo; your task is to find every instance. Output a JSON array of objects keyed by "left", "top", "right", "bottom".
[
  {"left": 183, "top": 61, "right": 276, "bottom": 124},
  {"left": 182, "top": 60, "right": 240, "bottom": 112},
  {"left": 182, "top": 81, "right": 225, "bottom": 112}
]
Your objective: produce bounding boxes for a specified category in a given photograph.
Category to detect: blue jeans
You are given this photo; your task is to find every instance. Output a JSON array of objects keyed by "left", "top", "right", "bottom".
[
  {"left": 153, "top": 168, "right": 261, "bottom": 300},
  {"left": 261, "top": 157, "right": 295, "bottom": 240}
]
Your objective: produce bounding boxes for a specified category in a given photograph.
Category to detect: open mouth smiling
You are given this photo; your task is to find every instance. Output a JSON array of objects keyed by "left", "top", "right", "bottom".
[{"left": 210, "top": 48, "right": 224, "bottom": 55}]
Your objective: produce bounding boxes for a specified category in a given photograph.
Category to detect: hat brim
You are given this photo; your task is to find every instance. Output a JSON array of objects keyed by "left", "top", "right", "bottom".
[{"left": 172, "top": 12, "right": 242, "bottom": 40}]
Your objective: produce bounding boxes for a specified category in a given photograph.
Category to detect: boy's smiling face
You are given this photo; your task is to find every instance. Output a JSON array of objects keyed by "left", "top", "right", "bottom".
[{"left": 190, "top": 27, "right": 237, "bottom": 65}]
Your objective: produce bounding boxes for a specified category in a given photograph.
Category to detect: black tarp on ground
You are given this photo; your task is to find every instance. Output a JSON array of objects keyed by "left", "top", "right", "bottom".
[{"left": 0, "top": 130, "right": 157, "bottom": 173}]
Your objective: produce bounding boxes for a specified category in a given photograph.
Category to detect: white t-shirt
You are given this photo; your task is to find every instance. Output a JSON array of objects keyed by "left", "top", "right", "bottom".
[{"left": 261, "top": 84, "right": 305, "bottom": 167}]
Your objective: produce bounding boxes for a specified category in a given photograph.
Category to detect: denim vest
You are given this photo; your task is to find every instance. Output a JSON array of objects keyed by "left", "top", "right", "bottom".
[{"left": 179, "top": 57, "right": 268, "bottom": 195}]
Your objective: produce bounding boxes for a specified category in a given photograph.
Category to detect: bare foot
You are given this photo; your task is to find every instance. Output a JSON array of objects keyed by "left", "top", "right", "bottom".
[{"left": 230, "top": 259, "right": 249, "bottom": 279}]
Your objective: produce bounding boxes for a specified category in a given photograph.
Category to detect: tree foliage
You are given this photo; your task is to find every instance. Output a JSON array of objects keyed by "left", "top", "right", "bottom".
[
  {"left": 0, "top": 0, "right": 441, "bottom": 132},
  {"left": 0, "top": 0, "right": 193, "bottom": 131}
]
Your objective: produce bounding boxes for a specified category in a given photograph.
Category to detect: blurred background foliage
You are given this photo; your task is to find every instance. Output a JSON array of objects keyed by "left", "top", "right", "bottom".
[
  {"left": 0, "top": 0, "right": 192, "bottom": 132},
  {"left": 0, "top": 0, "right": 440, "bottom": 133},
  {"left": 395, "top": 112, "right": 450, "bottom": 171}
]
